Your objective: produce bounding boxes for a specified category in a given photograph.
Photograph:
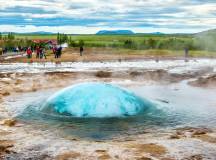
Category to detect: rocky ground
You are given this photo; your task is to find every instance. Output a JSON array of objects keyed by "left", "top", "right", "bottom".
[{"left": 0, "top": 60, "right": 216, "bottom": 160}]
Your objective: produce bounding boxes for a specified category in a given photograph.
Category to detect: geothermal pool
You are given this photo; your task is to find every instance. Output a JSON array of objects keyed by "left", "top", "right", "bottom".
[
  {"left": 1, "top": 59, "right": 216, "bottom": 159},
  {"left": 3, "top": 78, "right": 216, "bottom": 140}
]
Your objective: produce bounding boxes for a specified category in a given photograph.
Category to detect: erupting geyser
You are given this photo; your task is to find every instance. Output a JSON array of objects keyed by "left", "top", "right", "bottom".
[{"left": 41, "top": 82, "right": 153, "bottom": 118}]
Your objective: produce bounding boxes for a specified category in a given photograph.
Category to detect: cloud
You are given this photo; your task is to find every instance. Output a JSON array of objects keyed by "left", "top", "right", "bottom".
[{"left": 0, "top": 0, "right": 215, "bottom": 33}]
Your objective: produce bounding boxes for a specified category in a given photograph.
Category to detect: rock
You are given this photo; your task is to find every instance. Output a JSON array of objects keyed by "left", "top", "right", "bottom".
[
  {"left": 95, "top": 149, "right": 111, "bottom": 160},
  {"left": 0, "top": 140, "right": 14, "bottom": 156},
  {"left": 169, "top": 134, "right": 181, "bottom": 139},
  {"left": 14, "top": 87, "right": 24, "bottom": 92},
  {"left": 0, "top": 130, "right": 11, "bottom": 136},
  {"left": 31, "top": 83, "right": 38, "bottom": 92},
  {"left": 98, "top": 153, "right": 111, "bottom": 160},
  {"left": 127, "top": 143, "right": 167, "bottom": 157},
  {"left": 5, "top": 152, "right": 52, "bottom": 160},
  {"left": 135, "top": 156, "right": 152, "bottom": 160},
  {"left": 130, "top": 71, "right": 143, "bottom": 76},
  {"left": 192, "top": 128, "right": 212, "bottom": 136},
  {"left": 175, "top": 127, "right": 212, "bottom": 138},
  {"left": 188, "top": 74, "right": 216, "bottom": 88},
  {"left": 31, "top": 87, "right": 37, "bottom": 92},
  {"left": 55, "top": 151, "right": 81, "bottom": 160},
  {"left": 0, "top": 91, "right": 10, "bottom": 96},
  {"left": 2, "top": 119, "right": 17, "bottom": 127},
  {"left": 95, "top": 150, "right": 107, "bottom": 153},
  {"left": 184, "top": 154, "right": 203, "bottom": 160},
  {"left": 156, "top": 99, "right": 169, "bottom": 104},
  {"left": 193, "top": 134, "right": 216, "bottom": 143},
  {"left": 95, "top": 71, "right": 112, "bottom": 78},
  {"left": 14, "top": 79, "right": 23, "bottom": 85}
]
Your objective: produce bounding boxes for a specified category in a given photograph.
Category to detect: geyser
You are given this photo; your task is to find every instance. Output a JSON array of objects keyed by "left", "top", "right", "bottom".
[{"left": 41, "top": 82, "right": 153, "bottom": 118}]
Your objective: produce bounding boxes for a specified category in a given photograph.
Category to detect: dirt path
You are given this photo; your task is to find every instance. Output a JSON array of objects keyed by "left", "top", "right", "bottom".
[{"left": 0, "top": 48, "right": 188, "bottom": 63}]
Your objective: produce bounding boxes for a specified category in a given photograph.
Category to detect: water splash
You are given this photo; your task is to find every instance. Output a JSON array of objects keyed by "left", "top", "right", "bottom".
[{"left": 41, "top": 82, "right": 154, "bottom": 118}]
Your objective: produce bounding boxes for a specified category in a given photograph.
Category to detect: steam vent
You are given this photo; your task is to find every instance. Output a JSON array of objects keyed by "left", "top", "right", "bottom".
[{"left": 41, "top": 82, "right": 152, "bottom": 118}]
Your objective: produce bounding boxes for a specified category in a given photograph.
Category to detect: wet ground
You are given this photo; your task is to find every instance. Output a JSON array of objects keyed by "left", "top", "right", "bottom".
[{"left": 0, "top": 59, "right": 216, "bottom": 159}]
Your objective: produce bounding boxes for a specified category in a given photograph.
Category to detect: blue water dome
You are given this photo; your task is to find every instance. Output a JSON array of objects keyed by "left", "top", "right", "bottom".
[{"left": 41, "top": 82, "right": 153, "bottom": 118}]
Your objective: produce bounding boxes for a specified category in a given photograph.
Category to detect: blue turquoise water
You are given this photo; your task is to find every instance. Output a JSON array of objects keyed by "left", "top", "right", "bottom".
[
  {"left": 41, "top": 82, "right": 153, "bottom": 118},
  {"left": 13, "top": 81, "right": 216, "bottom": 140}
]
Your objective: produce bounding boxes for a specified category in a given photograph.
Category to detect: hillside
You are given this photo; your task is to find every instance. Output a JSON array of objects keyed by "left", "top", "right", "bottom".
[{"left": 96, "top": 30, "right": 134, "bottom": 35}]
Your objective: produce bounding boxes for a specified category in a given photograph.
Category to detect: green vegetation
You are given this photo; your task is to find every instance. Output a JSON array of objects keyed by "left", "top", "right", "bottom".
[
  {"left": 57, "top": 33, "right": 68, "bottom": 44},
  {"left": 17, "top": 32, "right": 215, "bottom": 51},
  {"left": 0, "top": 29, "right": 216, "bottom": 57}
]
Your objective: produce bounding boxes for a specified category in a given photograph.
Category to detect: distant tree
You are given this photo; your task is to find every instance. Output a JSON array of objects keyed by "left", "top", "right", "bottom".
[
  {"left": 124, "top": 40, "right": 135, "bottom": 49},
  {"left": 57, "top": 32, "right": 60, "bottom": 44},
  {"left": 7, "top": 32, "right": 15, "bottom": 40},
  {"left": 0, "top": 32, "right": 2, "bottom": 40},
  {"left": 57, "top": 33, "right": 68, "bottom": 44}
]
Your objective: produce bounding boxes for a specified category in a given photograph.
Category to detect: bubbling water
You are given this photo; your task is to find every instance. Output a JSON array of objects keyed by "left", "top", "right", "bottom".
[{"left": 40, "top": 82, "right": 154, "bottom": 118}]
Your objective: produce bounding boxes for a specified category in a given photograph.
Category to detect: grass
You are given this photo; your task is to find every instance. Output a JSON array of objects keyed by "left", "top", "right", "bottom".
[
  {"left": 15, "top": 34, "right": 192, "bottom": 42},
  {"left": 9, "top": 33, "right": 216, "bottom": 58}
]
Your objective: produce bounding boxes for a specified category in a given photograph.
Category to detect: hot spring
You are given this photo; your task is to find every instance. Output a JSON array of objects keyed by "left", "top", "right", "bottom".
[
  {"left": 8, "top": 80, "right": 216, "bottom": 140},
  {"left": 14, "top": 82, "right": 164, "bottom": 139},
  {"left": 40, "top": 82, "right": 153, "bottom": 118}
]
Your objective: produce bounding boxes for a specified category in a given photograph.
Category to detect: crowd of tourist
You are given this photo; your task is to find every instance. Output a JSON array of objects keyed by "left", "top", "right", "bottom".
[
  {"left": 0, "top": 45, "right": 84, "bottom": 59},
  {"left": 15, "top": 45, "right": 63, "bottom": 59}
]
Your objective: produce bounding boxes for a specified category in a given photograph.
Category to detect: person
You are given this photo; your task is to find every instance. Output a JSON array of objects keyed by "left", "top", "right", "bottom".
[
  {"left": 53, "top": 45, "right": 58, "bottom": 58},
  {"left": 36, "top": 46, "right": 40, "bottom": 58},
  {"left": 57, "top": 46, "right": 62, "bottom": 58},
  {"left": 80, "top": 46, "right": 84, "bottom": 56},
  {"left": 3, "top": 48, "right": 7, "bottom": 54},
  {"left": 39, "top": 47, "right": 43, "bottom": 59},
  {"left": 184, "top": 48, "right": 189, "bottom": 62},
  {"left": 26, "top": 47, "right": 32, "bottom": 59},
  {"left": 39, "top": 47, "right": 46, "bottom": 59},
  {"left": 42, "top": 48, "right": 47, "bottom": 59}
]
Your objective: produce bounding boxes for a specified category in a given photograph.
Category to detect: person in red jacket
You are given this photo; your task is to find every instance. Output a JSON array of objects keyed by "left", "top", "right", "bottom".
[{"left": 26, "top": 47, "right": 32, "bottom": 59}]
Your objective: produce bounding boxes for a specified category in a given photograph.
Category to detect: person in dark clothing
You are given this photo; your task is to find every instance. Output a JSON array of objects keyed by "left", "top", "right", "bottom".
[
  {"left": 80, "top": 46, "right": 84, "bottom": 56},
  {"left": 57, "top": 46, "right": 62, "bottom": 58},
  {"left": 185, "top": 48, "right": 189, "bottom": 57},
  {"left": 39, "top": 47, "right": 43, "bottom": 59},
  {"left": 184, "top": 48, "right": 189, "bottom": 62}
]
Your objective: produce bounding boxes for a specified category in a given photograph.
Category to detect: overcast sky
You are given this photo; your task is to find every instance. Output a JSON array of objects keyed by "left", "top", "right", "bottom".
[{"left": 0, "top": 0, "right": 216, "bottom": 34}]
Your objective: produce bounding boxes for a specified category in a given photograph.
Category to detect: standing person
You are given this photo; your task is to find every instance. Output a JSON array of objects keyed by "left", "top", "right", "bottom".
[
  {"left": 80, "top": 46, "right": 84, "bottom": 56},
  {"left": 39, "top": 47, "right": 43, "bottom": 59},
  {"left": 36, "top": 46, "right": 40, "bottom": 58},
  {"left": 57, "top": 46, "right": 62, "bottom": 58},
  {"left": 184, "top": 48, "right": 189, "bottom": 62},
  {"left": 26, "top": 47, "right": 32, "bottom": 59},
  {"left": 53, "top": 45, "right": 58, "bottom": 58},
  {"left": 42, "top": 48, "right": 47, "bottom": 59}
]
